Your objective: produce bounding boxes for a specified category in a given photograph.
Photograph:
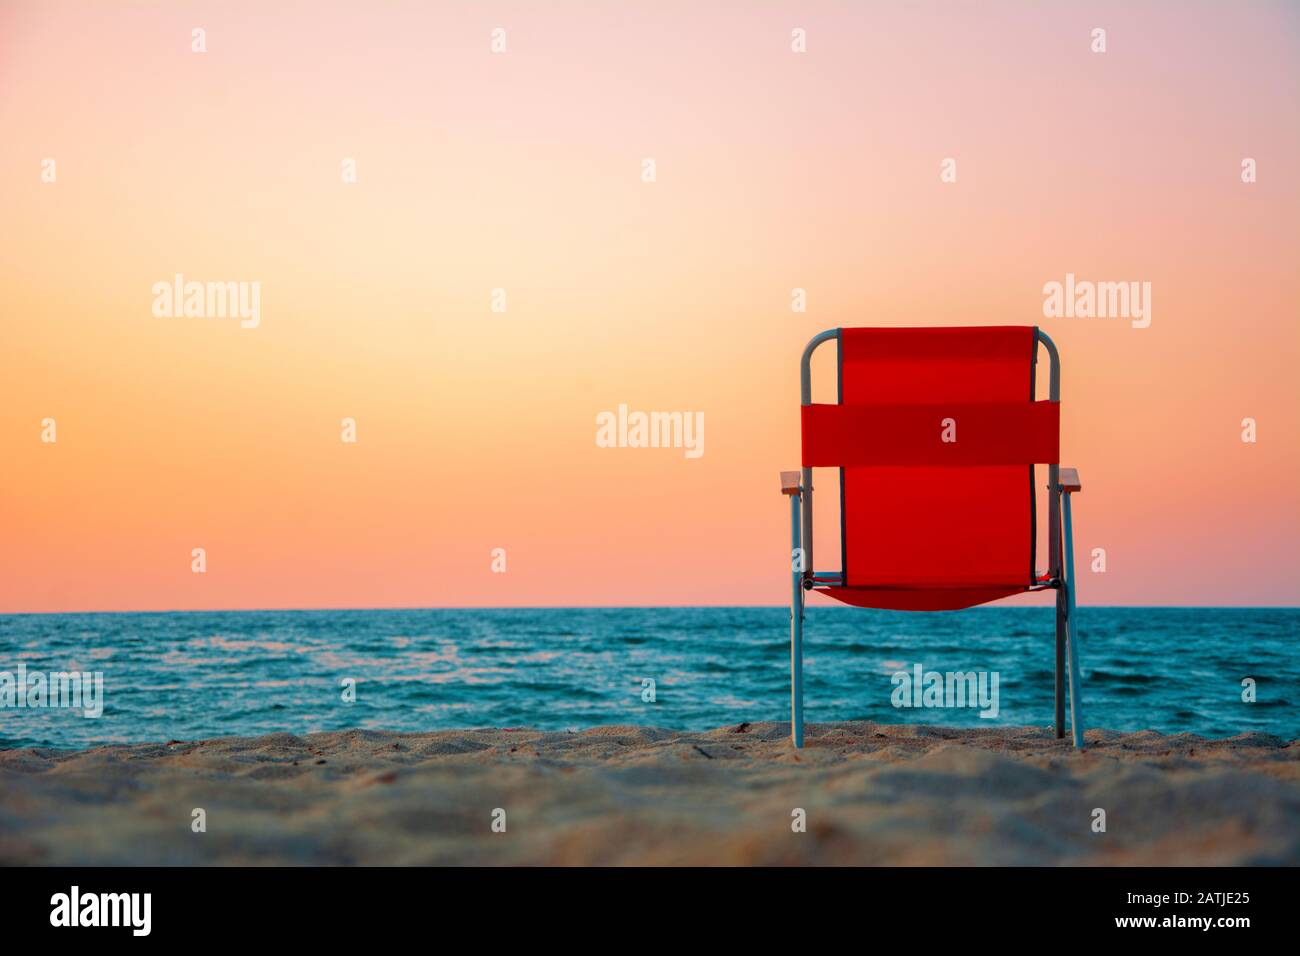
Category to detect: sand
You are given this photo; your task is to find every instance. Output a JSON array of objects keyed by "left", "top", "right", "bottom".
[{"left": 2, "top": 722, "right": 1297, "bottom": 865}]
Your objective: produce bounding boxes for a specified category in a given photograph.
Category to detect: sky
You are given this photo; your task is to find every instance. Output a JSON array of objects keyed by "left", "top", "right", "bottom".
[{"left": 1, "top": 0, "right": 1297, "bottom": 611}]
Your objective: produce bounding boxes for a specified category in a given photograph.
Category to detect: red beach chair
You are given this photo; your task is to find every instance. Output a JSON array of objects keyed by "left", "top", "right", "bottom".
[{"left": 780, "top": 327, "right": 1086, "bottom": 748}]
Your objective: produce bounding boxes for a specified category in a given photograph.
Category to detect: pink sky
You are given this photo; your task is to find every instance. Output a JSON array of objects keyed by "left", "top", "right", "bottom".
[{"left": 1, "top": 1, "right": 1297, "bottom": 610}]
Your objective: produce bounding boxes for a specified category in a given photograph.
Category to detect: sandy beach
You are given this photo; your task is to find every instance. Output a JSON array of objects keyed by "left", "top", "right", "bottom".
[{"left": 2, "top": 722, "right": 1297, "bottom": 866}]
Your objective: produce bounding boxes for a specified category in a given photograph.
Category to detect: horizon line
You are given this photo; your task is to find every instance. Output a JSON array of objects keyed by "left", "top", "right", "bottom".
[{"left": 1, "top": 603, "right": 1297, "bottom": 616}]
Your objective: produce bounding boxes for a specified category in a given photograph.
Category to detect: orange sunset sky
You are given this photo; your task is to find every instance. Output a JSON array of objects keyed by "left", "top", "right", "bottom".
[{"left": 1, "top": 0, "right": 1297, "bottom": 612}]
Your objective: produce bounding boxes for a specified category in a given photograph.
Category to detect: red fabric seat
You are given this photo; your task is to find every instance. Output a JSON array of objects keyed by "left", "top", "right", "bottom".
[{"left": 800, "top": 326, "right": 1057, "bottom": 611}]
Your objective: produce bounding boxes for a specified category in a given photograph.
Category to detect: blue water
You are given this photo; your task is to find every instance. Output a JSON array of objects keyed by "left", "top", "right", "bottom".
[{"left": 0, "top": 607, "right": 1294, "bottom": 749}]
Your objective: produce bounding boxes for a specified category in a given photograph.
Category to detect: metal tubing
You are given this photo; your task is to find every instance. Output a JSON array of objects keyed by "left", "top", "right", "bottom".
[
  {"left": 1037, "top": 329, "right": 1062, "bottom": 578},
  {"left": 1037, "top": 328, "right": 1061, "bottom": 400},
  {"left": 1037, "top": 329, "right": 1066, "bottom": 738},
  {"left": 799, "top": 329, "right": 840, "bottom": 404},
  {"left": 799, "top": 330, "right": 840, "bottom": 582},
  {"left": 1055, "top": 588, "right": 1066, "bottom": 738},
  {"left": 1062, "top": 491, "right": 1084, "bottom": 749},
  {"left": 789, "top": 330, "right": 835, "bottom": 750},
  {"left": 789, "top": 490, "right": 805, "bottom": 748}
]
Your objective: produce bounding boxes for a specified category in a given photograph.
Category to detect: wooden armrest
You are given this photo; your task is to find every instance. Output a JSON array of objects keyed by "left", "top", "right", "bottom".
[
  {"left": 780, "top": 471, "right": 802, "bottom": 495},
  {"left": 1058, "top": 467, "right": 1081, "bottom": 493}
]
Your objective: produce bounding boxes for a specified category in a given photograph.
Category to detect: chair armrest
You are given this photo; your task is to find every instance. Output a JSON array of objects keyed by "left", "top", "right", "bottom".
[
  {"left": 1058, "top": 467, "right": 1081, "bottom": 493},
  {"left": 780, "top": 471, "right": 802, "bottom": 495}
]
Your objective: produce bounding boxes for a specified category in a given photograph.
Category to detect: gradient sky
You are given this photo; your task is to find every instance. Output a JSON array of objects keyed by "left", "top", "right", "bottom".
[{"left": 1, "top": 0, "right": 1297, "bottom": 611}]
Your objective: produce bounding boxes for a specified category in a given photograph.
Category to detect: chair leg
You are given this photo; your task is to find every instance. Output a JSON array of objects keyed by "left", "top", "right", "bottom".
[
  {"left": 1064, "top": 583, "right": 1085, "bottom": 749},
  {"left": 791, "top": 587, "right": 804, "bottom": 748},
  {"left": 1062, "top": 492, "right": 1085, "bottom": 749},
  {"left": 789, "top": 493, "right": 805, "bottom": 748},
  {"left": 1054, "top": 588, "right": 1066, "bottom": 739}
]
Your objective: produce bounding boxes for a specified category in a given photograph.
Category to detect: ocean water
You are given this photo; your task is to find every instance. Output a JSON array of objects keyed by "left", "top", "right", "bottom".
[{"left": 0, "top": 607, "right": 1295, "bottom": 750}]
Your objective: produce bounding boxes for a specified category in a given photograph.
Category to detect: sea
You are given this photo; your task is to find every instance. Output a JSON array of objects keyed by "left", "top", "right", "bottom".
[{"left": 0, "top": 606, "right": 1294, "bottom": 749}]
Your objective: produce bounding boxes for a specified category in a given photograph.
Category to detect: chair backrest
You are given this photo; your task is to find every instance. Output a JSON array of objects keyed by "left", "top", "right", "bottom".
[{"left": 800, "top": 326, "right": 1058, "bottom": 591}]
